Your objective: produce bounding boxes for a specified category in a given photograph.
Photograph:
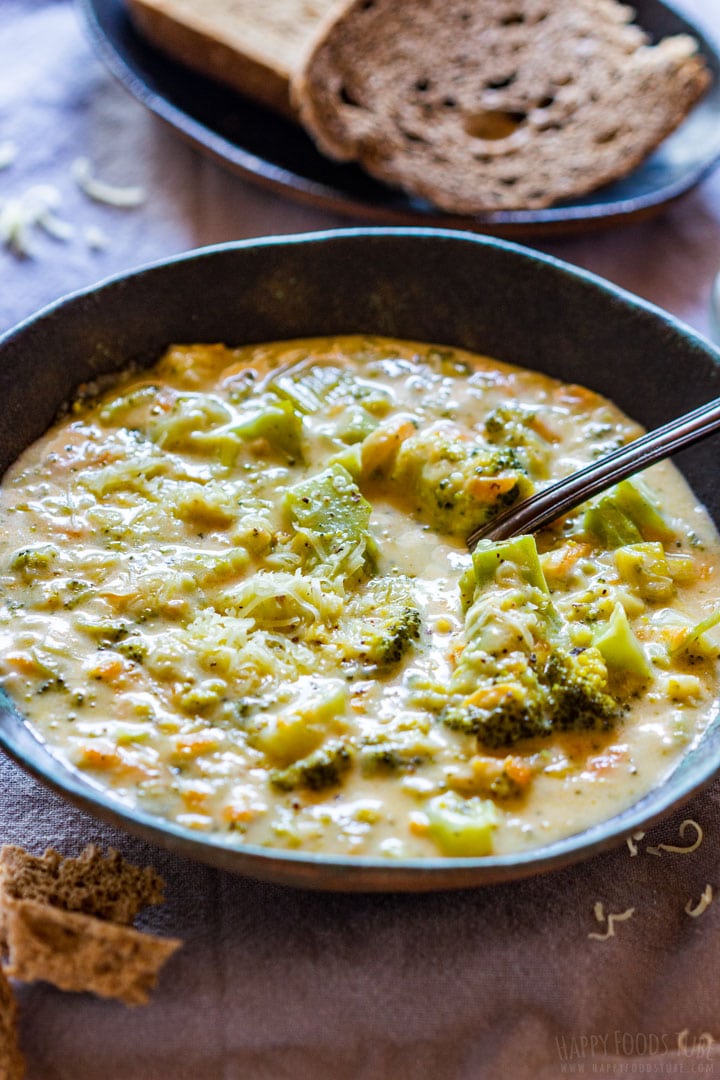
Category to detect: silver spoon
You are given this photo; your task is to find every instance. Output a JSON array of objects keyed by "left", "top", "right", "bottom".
[{"left": 467, "top": 396, "right": 720, "bottom": 548}]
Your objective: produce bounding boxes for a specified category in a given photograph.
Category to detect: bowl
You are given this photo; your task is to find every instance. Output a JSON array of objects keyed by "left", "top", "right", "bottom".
[{"left": 1, "top": 227, "right": 720, "bottom": 891}]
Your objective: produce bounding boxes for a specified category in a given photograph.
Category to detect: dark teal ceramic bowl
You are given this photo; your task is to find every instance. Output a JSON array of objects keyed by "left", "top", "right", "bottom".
[{"left": 1, "top": 228, "right": 720, "bottom": 890}]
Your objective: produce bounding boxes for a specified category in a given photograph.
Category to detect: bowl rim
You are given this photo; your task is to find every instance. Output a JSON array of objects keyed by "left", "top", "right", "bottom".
[
  {"left": 3, "top": 225, "right": 720, "bottom": 353},
  {"left": 2, "top": 225, "right": 720, "bottom": 891}
]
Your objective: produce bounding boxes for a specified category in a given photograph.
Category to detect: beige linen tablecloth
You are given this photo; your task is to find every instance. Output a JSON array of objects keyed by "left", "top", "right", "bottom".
[{"left": 2, "top": 2, "right": 720, "bottom": 1077}]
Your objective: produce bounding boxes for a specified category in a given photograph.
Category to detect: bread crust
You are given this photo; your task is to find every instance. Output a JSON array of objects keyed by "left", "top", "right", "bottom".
[
  {"left": 293, "top": 0, "right": 711, "bottom": 212},
  {"left": 127, "top": 0, "right": 340, "bottom": 116},
  {"left": 0, "top": 965, "right": 24, "bottom": 1080}
]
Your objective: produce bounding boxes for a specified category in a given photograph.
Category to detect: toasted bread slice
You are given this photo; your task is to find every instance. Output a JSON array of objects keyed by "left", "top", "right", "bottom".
[
  {"left": 0, "top": 965, "right": 24, "bottom": 1080},
  {"left": 293, "top": 0, "right": 711, "bottom": 212},
  {"left": 0, "top": 846, "right": 180, "bottom": 1008},
  {"left": 1, "top": 897, "right": 180, "bottom": 1008},
  {"left": 0, "top": 846, "right": 164, "bottom": 934},
  {"left": 127, "top": 0, "right": 340, "bottom": 115}
]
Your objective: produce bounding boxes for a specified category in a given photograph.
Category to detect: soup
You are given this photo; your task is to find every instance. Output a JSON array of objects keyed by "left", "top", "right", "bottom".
[{"left": 0, "top": 337, "right": 718, "bottom": 858}]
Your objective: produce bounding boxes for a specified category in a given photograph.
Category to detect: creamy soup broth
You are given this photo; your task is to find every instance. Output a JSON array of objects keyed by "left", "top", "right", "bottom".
[{"left": 0, "top": 337, "right": 718, "bottom": 858}]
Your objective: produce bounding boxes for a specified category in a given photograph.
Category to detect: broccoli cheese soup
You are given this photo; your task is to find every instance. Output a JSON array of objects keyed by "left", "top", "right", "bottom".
[{"left": 0, "top": 336, "right": 718, "bottom": 859}]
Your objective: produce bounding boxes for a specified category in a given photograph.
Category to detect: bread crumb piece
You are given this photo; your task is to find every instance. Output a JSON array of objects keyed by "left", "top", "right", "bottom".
[
  {"left": 0, "top": 845, "right": 180, "bottom": 1008},
  {"left": 0, "top": 963, "right": 24, "bottom": 1079},
  {"left": 0, "top": 845, "right": 165, "bottom": 933},
  {"left": 2, "top": 897, "right": 180, "bottom": 1007}
]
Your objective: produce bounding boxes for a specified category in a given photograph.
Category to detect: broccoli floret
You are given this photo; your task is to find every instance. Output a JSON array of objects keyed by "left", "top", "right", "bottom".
[
  {"left": 543, "top": 647, "right": 622, "bottom": 731},
  {"left": 340, "top": 576, "right": 422, "bottom": 671},
  {"left": 442, "top": 693, "right": 552, "bottom": 749},
  {"left": 383, "top": 424, "right": 534, "bottom": 538},
  {"left": 364, "top": 606, "right": 421, "bottom": 667},
  {"left": 441, "top": 647, "right": 620, "bottom": 749},
  {"left": 9, "top": 544, "right": 58, "bottom": 579},
  {"left": 359, "top": 742, "right": 427, "bottom": 775},
  {"left": 483, "top": 405, "right": 553, "bottom": 477},
  {"left": 270, "top": 739, "right": 354, "bottom": 792},
  {"left": 442, "top": 535, "right": 626, "bottom": 749}
]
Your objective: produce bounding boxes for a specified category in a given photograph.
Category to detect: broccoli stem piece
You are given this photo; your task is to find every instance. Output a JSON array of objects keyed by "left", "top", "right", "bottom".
[
  {"left": 284, "top": 463, "right": 377, "bottom": 580},
  {"left": 229, "top": 396, "right": 303, "bottom": 463},
  {"left": 584, "top": 478, "right": 674, "bottom": 548},
  {"left": 425, "top": 792, "right": 498, "bottom": 856},
  {"left": 472, "top": 535, "right": 549, "bottom": 594},
  {"left": 594, "top": 603, "right": 653, "bottom": 678}
]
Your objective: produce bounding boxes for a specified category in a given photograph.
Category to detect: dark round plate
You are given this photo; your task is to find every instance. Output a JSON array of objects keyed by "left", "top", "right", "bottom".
[
  {"left": 1, "top": 228, "right": 720, "bottom": 890},
  {"left": 78, "top": 0, "right": 720, "bottom": 238}
]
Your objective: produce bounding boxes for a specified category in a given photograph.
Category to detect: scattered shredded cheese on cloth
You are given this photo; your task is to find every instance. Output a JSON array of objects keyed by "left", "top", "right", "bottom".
[
  {"left": 626, "top": 830, "right": 646, "bottom": 856},
  {"left": 588, "top": 904, "right": 636, "bottom": 940},
  {"left": 0, "top": 141, "right": 18, "bottom": 170},
  {"left": 685, "top": 885, "right": 714, "bottom": 918},
  {"left": 0, "top": 184, "right": 73, "bottom": 257},
  {"left": 647, "top": 819, "right": 703, "bottom": 856},
  {"left": 1, "top": 154, "right": 144, "bottom": 258},
  {"left": 71, "top": 157, "right": 146, "bottom": 208}
]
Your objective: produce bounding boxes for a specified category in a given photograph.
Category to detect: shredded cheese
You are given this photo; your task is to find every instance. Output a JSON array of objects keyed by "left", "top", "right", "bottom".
[
  {"left": 646, "top": 818, "right": 703, "bottom": 856},
  {"left": 82, "top": 223, "right": 110, "bottom": 251},
  {"left": 626, "top": 829, "right": 645, "bottom": 856},
  {"left": 72, "top": 157, "right": 145, "bottom": 208},
  {"left": 588, "top": 903, "right": 635, "bottom": 940},
  {"left": 0, "top": 185, "right": 72, "bottom": 257},
  {"left": 685, "top": 884, "right": 713, "bottom": 918},
  {"left": 0, "top": 141, "right": 18, "bottom": 170}
]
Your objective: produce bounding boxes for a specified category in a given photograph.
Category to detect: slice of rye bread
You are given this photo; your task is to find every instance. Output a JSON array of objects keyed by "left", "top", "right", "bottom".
[
  {"left": 1, "top": 897, "right": 180, "bottom": 1008},
  {"left": 0, "top": 965, "right": 24, "bottom": 1080},
  {"left": 0, "top": 845, "right": 164, "bottom": 939},
  {"left": 292, "top": 0, "right": 711, "bottom": 212},
  {"left": 126, "top": 0, "right": 341, "bottom": 115},
  {"left": 0, "top": 847, "right": 180, "bottom": 1008}
]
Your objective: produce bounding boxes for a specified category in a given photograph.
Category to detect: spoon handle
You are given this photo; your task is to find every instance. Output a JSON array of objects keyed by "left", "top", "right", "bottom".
[{"left": 467, "top": 395, "right": 720, "bottom": 548}]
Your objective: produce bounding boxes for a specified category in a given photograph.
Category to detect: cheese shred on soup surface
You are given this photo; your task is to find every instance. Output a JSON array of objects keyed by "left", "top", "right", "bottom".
[{"left": 1, "top": 337, "right": 719, "bottom": 858}]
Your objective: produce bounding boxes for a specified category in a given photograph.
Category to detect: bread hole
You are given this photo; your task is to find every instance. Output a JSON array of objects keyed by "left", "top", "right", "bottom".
[
  {"left": 464, "top": 110, "right": 526, "bottom": 140},
  {"left": 472, "top": 154, "right": 494, "bottom": 163},
  {"left": 400, "top": 129, "right": 429, "bottom": 145},
  {"left": 501, "top": 13, "right": 525, "bottom": 25},
  {"left": 415, "top": 78, "right": 431, "bottom": 93},
  {"left": 595, "top": 128, "right": 619, "bottom": 144},
  {"left": 537, "top": 95, "right": 555, "bottom": 109},
  {"left": 500, "top": 177, "right": 519, "bottom": 186},
  {"left": 443, "top": 97, "right": 457, "bottom": 109},
  {"left": 460, "top": 11, "right": 471, "bottom": 22},
  {"left": 485, "top": 73, "right": 517, "bottom": 91},
  {"left": 359, "top": 0, "right": 375, "bottom": 9},
  {"left": 339, "top": 85, "right": 361, "bottom": 108}
]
